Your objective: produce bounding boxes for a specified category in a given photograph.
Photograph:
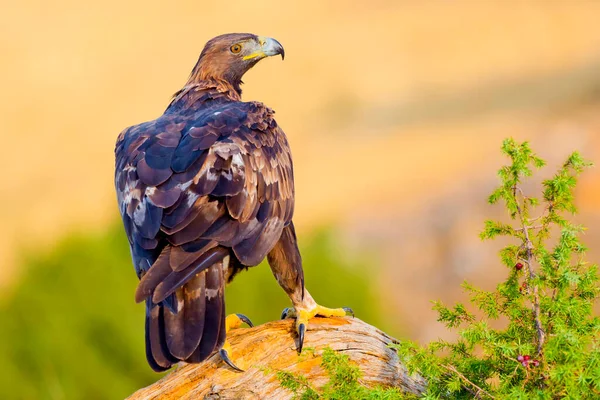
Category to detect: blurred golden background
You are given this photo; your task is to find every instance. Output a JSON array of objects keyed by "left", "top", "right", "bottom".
[{"left": 1, "top": 1, "right": 600, "bottom": 399}]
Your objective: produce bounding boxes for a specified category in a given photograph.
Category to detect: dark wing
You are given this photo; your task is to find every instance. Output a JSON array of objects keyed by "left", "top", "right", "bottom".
[
  {"left": 115, "top": 101, "right": 294, "bottom": 282},
  {"left": 114, "top": 100, "right": 294, "bottom": 369}
]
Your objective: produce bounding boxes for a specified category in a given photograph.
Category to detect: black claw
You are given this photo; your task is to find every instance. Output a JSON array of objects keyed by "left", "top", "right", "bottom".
[
  {"left": 297, "top": 323, "right": 306, "bottom": 354},
  {"left": 281, "top": 307, "right": 291, "bottom": 320},
  {"left": 220, "top": 349, "right": 244, "bottom": 372},
  {"left": 236, "top": 313, "right": 253, "bottom": 328},
  {"left": 343, "top": 307, "right": 355, "bottom": 317}
]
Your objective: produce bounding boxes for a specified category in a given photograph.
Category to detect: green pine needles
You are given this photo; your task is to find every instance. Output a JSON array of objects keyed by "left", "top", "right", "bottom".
[
  {"left": 395, "top": 138, "right": 600, "bottom": 399},
  {"left": 276, "top": 347, "right": 409, "bottom": 399}
]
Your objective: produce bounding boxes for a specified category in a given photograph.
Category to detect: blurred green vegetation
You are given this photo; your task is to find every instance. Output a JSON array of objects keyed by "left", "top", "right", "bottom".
[{"left": 0, "top": 223, "right": 386, "bottom": 400}]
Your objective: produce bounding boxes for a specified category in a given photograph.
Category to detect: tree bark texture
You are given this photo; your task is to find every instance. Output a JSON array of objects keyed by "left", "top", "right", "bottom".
[{"left": 127, "top": 317, "right": 426, "bottom": 399}]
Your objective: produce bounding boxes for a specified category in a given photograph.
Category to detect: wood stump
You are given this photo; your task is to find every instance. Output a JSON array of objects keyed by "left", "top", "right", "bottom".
[{"left": 127, "top": 317, "right": 426, "bottom": 399}]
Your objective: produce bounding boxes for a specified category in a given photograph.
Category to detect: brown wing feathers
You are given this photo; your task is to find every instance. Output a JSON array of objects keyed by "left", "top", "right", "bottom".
[
  {"left": 153, "top": 247, "right": 229, "bottom": 304},
  {"left": 135, "top": 246, "right": 173, "bottom": 302},
  {"left": 116, "top": 91, "right": 295, "bottom": 371}
]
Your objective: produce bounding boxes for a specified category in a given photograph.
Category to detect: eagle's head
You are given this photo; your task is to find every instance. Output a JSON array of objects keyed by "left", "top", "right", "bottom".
[{"left": 189, "top": 33, "right": 284, "bottom": 93}]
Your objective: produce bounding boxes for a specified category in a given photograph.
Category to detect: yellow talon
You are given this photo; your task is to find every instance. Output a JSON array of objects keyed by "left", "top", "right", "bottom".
[
  {"left": 281, "top": 305, "right": 353, "bottom": 353},
  {"left": 226, "top": 313, "right": 253, "bottom": 331},
  {"left": 219, "top": 313, "right": 253, "bottom": 372},
  {"left": 314, "top": 305, "right": 349, "bottom": 318},
  {"left": 295, "top": 309, "right": 309, "bottom": 328},
  {"left": 221, "top": 340, "right": 232, "bottom": 355}
]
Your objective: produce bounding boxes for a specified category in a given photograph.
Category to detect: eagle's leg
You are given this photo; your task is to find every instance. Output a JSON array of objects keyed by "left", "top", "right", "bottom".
[
  {"left": 280, "top": 295, "right": 354, "bottom": 353},
  {"left": 267, "top": 222, "right": 353, "bottom": 353},
  {"left": 219, "top": 313, "right": 253, "bottom": 372}
]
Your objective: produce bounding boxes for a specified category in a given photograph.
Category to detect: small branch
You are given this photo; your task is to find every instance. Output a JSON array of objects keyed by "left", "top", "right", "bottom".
[
  {"left": 513, "top": 185, "right": 545, "bottom": 356},
  {"left": 441, "top": 364, "right": 495, "bottom": 399},
  {"left": 513, "top": 225, "right": 543, "bottom": 233}
]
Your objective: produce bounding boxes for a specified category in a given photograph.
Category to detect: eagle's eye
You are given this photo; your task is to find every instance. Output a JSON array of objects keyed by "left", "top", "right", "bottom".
[{"left": 230, "top": 44, "right": 242, "bottom": 54}]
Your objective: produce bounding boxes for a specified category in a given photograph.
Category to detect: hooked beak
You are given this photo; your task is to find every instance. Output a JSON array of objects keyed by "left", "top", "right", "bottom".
[
  {"left": 243, "top": 36, "right": 284, "bottom": 61},
  {"left": 261, "top": 37, "right": 285, "bottom": 60}
]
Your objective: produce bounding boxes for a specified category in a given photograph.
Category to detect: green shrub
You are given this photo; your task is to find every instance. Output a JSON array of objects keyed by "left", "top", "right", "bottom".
[{"left": 394, "top": 139, "right": 600, "bottom": 399}]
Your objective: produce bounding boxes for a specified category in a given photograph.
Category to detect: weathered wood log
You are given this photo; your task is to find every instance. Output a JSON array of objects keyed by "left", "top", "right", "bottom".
[{"left": 127, "top": 317, "right": 426, "bottom": 399}]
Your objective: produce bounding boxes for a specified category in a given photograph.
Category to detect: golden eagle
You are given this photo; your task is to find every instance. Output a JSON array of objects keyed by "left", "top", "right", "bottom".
[{"left": 115, "top": 33, "right": 351, "bottom": 372}]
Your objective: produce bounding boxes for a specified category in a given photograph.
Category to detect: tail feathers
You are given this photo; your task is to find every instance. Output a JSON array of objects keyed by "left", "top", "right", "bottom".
[
  {"left": 186, "top": 260, "right": 226, "bottom": 363},
  {"left": 144, "top": 261, "right": 226, "bottom": 371},
  {"left": 163, "top": 272, "right": 206, "bottom": 359},
  {"left": 145, "top": 302, "right": 177, "bottom": 372}
]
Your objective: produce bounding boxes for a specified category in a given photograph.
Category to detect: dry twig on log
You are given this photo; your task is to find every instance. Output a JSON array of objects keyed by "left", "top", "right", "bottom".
[{"left": 128, "top": 317, "right": 426, "bottom": 399}]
